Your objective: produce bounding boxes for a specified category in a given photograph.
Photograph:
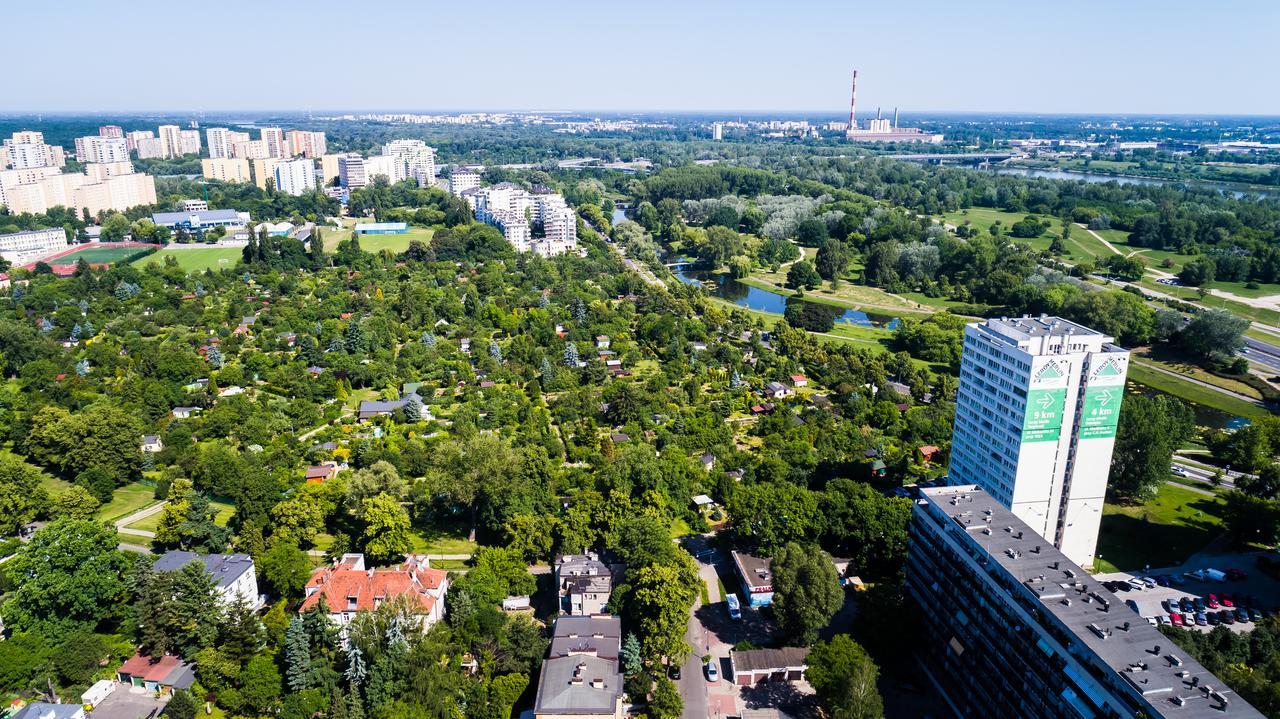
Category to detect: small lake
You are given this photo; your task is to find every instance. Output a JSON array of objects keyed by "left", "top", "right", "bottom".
[
  {"left": 673, "top": 263, "right": 901, "bottom": 328},
  {"left": 983, "top": 166, "right": 1272, "bottom": 200},
  {"left": 611, "top": 203, "right": 630, "bottom": 226},
  {"left": 1125, "top": 382, "right": 1251, "bottom": 431}
]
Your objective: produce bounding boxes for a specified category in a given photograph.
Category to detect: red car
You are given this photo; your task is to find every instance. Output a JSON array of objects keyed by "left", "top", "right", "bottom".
[
  {"left": 1207, "top": 594, "right": 1221, "bottom": 609},
  {"left": 1221, "top": 594, "right": 1235, "bottom": 608},
  {"left": 1170, "top": 612, "right": 1185, "bottom": 626}
]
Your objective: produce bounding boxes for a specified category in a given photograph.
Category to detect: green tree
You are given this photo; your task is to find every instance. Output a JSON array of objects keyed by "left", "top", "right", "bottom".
[
  {"left": 650, "top": 675, "right": 683, "bottom": 719},
  {"left": 806, "top": 634, "right": 884, "bottom": 719},
  {"left": 1179, "top": 308, "right": 1249, "bottom": 361},
  {"left": 1110, "top": 394, "right": 1194, "bottom": 501},
  {"left": 240, "top": 654, "right": 283, "bottom": 714},
  {"left": 53, "top": 484, "right": 100, "bottom": 520},
  {"left": 0, "top": 454, "right": 50, "bottom": 534},
  {"left": 167, "top": 690, "right": 198, "bottom": 719},
  {"left": 361, "top": 493, "right": 411, "bottom": 565},
  {"left": 815, "top": 238, "right": 850, "bottom": 281},
  {"left": 260, "top": 541, "right": 313, "bottom": 599},
  {"left": 5, "top": 518, "right": 127, "bottom": 636},
  {"left": 785, "top": 260, "right": 821, "bottom": 290},
  {"left": 770, "top": 543, "right": 844, "bottom": 645},
  {"left": 619, "top": 558, "right": 699, "bottom": 663},
  {"left": 727, "top": 481, "right": 819, "bottom": 550}
]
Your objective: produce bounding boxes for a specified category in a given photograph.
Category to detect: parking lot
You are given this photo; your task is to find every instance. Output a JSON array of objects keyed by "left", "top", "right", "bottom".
[
  {"left": 1095, "top": 553, "right": 1280, "bottom": 634},
  {"left": 88, "top": 684, "right": 166, "bottom": 719}
]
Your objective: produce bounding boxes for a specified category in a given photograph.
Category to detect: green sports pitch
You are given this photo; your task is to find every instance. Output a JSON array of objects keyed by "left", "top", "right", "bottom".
[
  {"left": 132, "top": 246, "right": 244, "bottom": 272},
  {"left": 59, "top": 245, "right": 155, "bottom": 264}
]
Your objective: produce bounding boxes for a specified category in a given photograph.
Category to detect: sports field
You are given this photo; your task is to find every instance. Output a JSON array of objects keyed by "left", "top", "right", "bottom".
[
  {"left": 329, "top": 219, "right": 434, "bottom": 253},
  {"left": 62, "top": 245, "right": 155, "bottom": 264},
  {"left": 133, "top": 246, "right": 243, "bottom": 272}
]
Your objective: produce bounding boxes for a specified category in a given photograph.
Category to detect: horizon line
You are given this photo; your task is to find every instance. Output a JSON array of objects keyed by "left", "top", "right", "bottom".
[{"left": 2, "top": 109, "right": 1280, "bottom": 120}]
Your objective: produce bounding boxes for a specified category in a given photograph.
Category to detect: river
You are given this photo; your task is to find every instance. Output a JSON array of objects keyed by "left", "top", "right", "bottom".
[
  {"left": 672, "top": 263, "right": 901, "bottom": 328},
  {"left": 983, "top": 166, "right": 1272, "bottom": 200}
]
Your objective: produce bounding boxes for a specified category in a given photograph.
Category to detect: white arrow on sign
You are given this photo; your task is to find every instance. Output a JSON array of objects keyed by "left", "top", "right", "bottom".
[
  {"left": 1097, "top": 389, "right": 1114, "bottom": 407},
  {"left": 1037, "top": 394, "right": 1056, "bottom": 411}
]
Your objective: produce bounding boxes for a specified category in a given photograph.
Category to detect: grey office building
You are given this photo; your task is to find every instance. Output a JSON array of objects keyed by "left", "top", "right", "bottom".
[{"left": 906, "top": 485, "right": 1264, "bottom": 719}]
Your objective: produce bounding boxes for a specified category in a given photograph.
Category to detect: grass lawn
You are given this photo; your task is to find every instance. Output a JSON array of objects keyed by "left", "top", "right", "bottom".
[
  {"left": 63, "top": 245, "right": 156, "bottom": 264},
  {"left": 96, "top": 482, "right": 161, "bottom": 523},
  {"left": 344, "top": 387, "right": 380, "bottom": 410},
  {"left": 37, "top": 472, "right": 73, "bottom": 496},
  {"left": 409, "top": 519, "right": 478, "bottom": 555},
  {"left": 1126, "top": 362, "right": 1270, "bottom": 419},
  {"left": 1134, "top": 349, "right": 1264, "bottom": 399},
  {"left": 124, "top": 497, "right": 234, "bottom": 532},
  {"left": 1134, "top": 278, "right": 1280, "bottom": 326},
  {"left": 669, "top": 517, "right": 693, "bottom": 539},
  {"left": 1095, "top": 483, "right": 1226, "bottom": 574},
  {"left": 134, "top": 246, "right": 244, "bottom": 272},
  {"left": 941, "top": 207, "right": 1064, "bottom": 253}
]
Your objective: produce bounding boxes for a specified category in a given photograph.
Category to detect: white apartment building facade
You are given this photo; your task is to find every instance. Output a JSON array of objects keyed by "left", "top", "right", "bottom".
[
  {"left": 472, "top": 182, "right": 578, "bottom": 257},
  {"left": 207, "top": 128, "right": 234, "bottom": 159},
  {"left": 274, "top": 158, "right": 317, "bottom": 195},
  {"left": 0, "top": 227, "right": 68, "bottom": 265},
  {"left": 0, "top": 163, "right": 157, "bottom": 217},
  {"left": 449, "top": 167, "right": 481, "bottom": 195},
  {"left": 136, "top": 137, "right": 166, "bottom": 159},
  {"left": 383, "top": 139, "right": 436, "bottom": 187},
  {"left": 178, "top": 130, "right": 201, "bottom": 156},
  {"left": 338, "top": 154, "right": 367, "bottom": 188},
  {"left": 233, "top": 139, "right": 270, "bottom": 160},
  {"left": 75, "top": 136, "right": 129, "bottom": 164},
  {"left": 158, "top": 125, "right": 183, "bottom": 158},
  {"left": 4, "top": 131, "right": 64, "bottom": 170},
  {"left": 947, "top": 316, "right": 1130, "bottom": 567},
  {"left": 125, "top": 130, "right": 153, "bottom": 152}
]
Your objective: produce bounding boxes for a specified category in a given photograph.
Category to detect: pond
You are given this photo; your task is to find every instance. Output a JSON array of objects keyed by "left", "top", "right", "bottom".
[
  {"left": 1126, "top": 382, "right": 1251, "bottom": 431},
  {"left": 673, "top": 263, "right": 901, "bottom": 328}
]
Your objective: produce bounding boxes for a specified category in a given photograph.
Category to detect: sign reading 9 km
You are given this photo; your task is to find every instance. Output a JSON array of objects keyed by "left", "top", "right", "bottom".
[{"left": 1023, "top": 388, "right": 1067, "bottom": 443}]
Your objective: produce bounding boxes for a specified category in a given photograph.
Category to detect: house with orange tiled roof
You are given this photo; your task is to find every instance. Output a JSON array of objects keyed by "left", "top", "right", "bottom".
[{"left": 300, "top": 553, "right": 449, "bottom": 632}]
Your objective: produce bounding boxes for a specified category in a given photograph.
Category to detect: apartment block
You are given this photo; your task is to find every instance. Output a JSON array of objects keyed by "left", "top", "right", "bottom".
[
  {"left": 471, "top": 182, "right": 579, "bottom": 257},
  {"left": 383, "top": 139, "right": 436, "bottom": 187},
  {"left": 948, "top": 316, "right": 1129, "bottom": 567},
  {"left": 287, "top": 130, "right": 327, "bottom": 158},
  {"left": 260, "top": 127, "right": 286, "bottom": 158},
  {"left": 158, "top": 125, "right": 183, "bottom": 158},
  {"left": 178, "top": 130, "right": 201, "bottom": 156},
  {"left": 251, "top": 158, "right": 283, "bottom": 190},
  {"left": 318, "top": 154, "right": 342, "bottom": 185},
  {"left": 136, "top": 137, "right": 167, "bottom": 159},
  {"left": 449, "top": 166, "right": 482, "bottom": 195},
  {"left": 274, "top": 158, "right": 316, "bottom": 195},
  {"left": 906, "top": 485, "right": 1263, "bottom": 719},
  {"left": 75, "top": 136, "right": 130, "bottom": 164},
  {"left": 125, "top": 130, "right": 154, "bottom": 152},
  {"left": 206, "top": 128, "right": 233, "bottom": 159},
  {"left": 233, "top": 139, "right": 270, "bottom": 160},
  {"left": 4, "top": 131, "right": 65, "bottom": 170},
  {"left": 202, "top": 158, "right": 252, "bottom": 184}
]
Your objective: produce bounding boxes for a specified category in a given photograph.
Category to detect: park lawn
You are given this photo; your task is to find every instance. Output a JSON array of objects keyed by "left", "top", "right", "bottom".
[
  {"left": 740, "top": 274, "right": 935, "bottom": 317},
  {"left": 942, "top": 207, "right": 1065, "bottom": 249},
  {"left": 1206, "top": 279, "right": 1280, "bottom": 300},
  {"left": 1133, "top": 277, "right": 1280, "bottom": 326},
  {"left": 895, "top": 291, "right": 992, "bottom": 316},
  {"left": 1094, "top": 483, "right": 1226, "bottom": 574},
  {"left": 329, "top": 218, "right": 434, "bottom": 253},
  {"left": 96, "top": 482, "right": 161, "bottom": 523},
  {"left": 37, "top": 472, "right": 73, "bottom": 496},
  {"left": 669, "top": 517, "right": 693, "bottom": 539},
  {"left": 344, "top": 387, "right": 380, "bottom": 410},
  {"left": 1126, "top": 362, "right": 1270, "bottom": 420},
  {"left": 133, "top": 246, "right": 244, "bottom": 272},
  {"left": 1134, "top": 349, "right": 1264, "bottom": 399}
]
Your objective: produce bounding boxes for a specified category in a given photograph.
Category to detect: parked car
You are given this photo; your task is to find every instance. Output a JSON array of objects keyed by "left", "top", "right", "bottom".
[
  {"left": 705, "top": 660, "right": 719, "bottom": 682},
  {"left": 1206, "top": 612, "right": 1220, "bottom": 626},
  {"left": 1249, "top": 608, "right": 1264, "bottom": 621},
  {"left": 668, "top": 664, "right": 681, "bottom": 680},
  {"left": 1207, "top": 594, "right": 1221, "bottom": 609},
  {"left": 1167, "top": 574, "right": 1185, "bottom": 586},
  {"left": 1193, "top": 597, "right": 1206, "bottom": 612},
  {"left": 726, "top": 593, "right": 742, "bottom": 621},
  {"left": 1179, "top": 597, "right": 1195, "bottom": 613},
  {"left": 1127, "top": 579, "right": 1146, "bottom": 590},
  {"left": 1195, "top": 612, "right": 1208, "bottom": 626},
  {"left": 1162, "top": 599, "right": 1178, "bottom": 614},
  {"left": 1155, "top": 575, "right": 1170, "bottom": 587},
  {"left": 1219, "top": 610, "right": 1235, "bottom": 625},
  {"left": 1139, "top": 576, "right": 1157, "bottom": 588},
  {"left": 1221, "top": 594, "right": 1234, "bottom": 608},
  {"left": 1112, "top": 581, "right": 1131, "bottom": 593},
  {"left": 1170, "top": 613, "right": 1184, "bottom": 626}
]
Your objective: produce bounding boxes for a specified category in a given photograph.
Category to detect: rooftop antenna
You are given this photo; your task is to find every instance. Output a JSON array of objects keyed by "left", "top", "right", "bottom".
[{"left": 894, "top": 107, "right": 899, "bottom": 129}]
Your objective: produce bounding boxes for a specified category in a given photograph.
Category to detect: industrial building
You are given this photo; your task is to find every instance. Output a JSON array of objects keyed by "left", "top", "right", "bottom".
[
  {"left": 844, "top": 70, "right": 943, "bottom": 144},
  {"left": 152, "top": 208, "right": 250, "bottom": 234},
  {"left": 906, "top": 485, "right": 1264, "bottom": 719},
  {"left": 947, "top": 316, "right": 1129, "bottom": 567}
]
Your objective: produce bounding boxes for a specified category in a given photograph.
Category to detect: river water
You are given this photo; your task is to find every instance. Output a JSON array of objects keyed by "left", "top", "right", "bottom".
[{"left": 984, "top": 166, "right": 1272, "bottom": 200}]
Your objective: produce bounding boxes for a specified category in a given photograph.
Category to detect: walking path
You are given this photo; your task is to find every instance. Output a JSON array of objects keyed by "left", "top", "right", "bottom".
[
  {"left": 113, "top": 501, "right": 167, "bottom": 536},
  {"left": 1079, "top": 224, "right": 1123, "bottom": 256}
]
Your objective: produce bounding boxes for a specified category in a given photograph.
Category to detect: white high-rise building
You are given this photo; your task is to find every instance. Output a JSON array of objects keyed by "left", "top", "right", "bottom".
[
  {"left": 337, "top": 153, "right": 367, "bottom": 189},
  {"left": 136, "top": 137, "right": 167, "bottom": 159},
  {"left": 4, "top": 131, "right": 64, "bottom": 170},
  {"left": 202, "top": 158, "right": 252, "bottom": 184},
  {"left": 75, "top": 136, "right": 130, "bottom": 164},
  {"left": 383, "top": 139, "right": 436, "bottom": 188},
  {"left": 260, "top": 127, "right": 286, "bottom": 158},
  {"left": 471, "top": 182, "right": 578, "bottom": 257},
  {"left": 158, "top": 125, "right": 183, "bottom": 158},
  {"left": 449, "top": 167, "right": 481, "bottom": 195},
  {"left": 233, "top": 139, "right": 270, "bottom": 160},
  {"left": 178, "top": 130, "right": 201, "bottom": 156},
  {"left": 947, "top": 316, "right": 1130, "bottom": 568},
  {"left": 207, "top": 128, "right": 234, "bottom": 159},
  {"left": 273, "top": 158, "right": 316, "bottom": 196},
  {"left": 362, "top": 154, "right": 407, "bottom": 185}
]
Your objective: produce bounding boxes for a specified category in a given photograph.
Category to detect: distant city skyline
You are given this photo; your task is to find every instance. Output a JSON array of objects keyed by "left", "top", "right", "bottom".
[{"left": 6, "top": 0, "right": 1279, "bottom": 115}]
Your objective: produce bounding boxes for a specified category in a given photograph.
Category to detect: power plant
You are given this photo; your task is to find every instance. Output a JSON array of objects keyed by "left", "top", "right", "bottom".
[{"left": 845, "top": 70, "right": 943, "bottom": 144}]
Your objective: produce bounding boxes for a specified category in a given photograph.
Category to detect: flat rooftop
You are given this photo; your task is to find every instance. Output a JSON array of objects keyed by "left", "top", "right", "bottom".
[
  {"left": 919, "top": 485, "right": 1264, "bottom": 719},
  {"left": 983, "top": 315, "right": 1105, "bottom": 339}
]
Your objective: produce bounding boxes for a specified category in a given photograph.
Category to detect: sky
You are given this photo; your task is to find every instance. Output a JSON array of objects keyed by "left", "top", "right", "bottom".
[{"left": 5, "top": 0, "right": 1279, "bottom": 115}]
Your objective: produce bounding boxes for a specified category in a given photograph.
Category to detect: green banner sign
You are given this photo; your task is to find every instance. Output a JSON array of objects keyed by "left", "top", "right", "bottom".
[
  {"left": 1079, "top": 385, "right": 1123, "bottom": 440},
  {"left": 1023, "top": 388, "right": 1066, "bottom": 443}
]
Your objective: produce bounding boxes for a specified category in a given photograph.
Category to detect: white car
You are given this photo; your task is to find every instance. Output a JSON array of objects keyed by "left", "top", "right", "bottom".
[
  {"left": 706, "top": 660, "right": 719, "bottom": 682},
  {"left": 1170, "top": 465, "right": 1188, "bottom": 477}
]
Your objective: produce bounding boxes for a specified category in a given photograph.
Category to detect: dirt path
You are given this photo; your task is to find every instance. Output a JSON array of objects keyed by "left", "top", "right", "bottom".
[
  {"left": 1079, "top": 224, "right": 1123, "bottom": 256},
  {"left": 114, "top": 501, "right": 167, "bottom": 530}
]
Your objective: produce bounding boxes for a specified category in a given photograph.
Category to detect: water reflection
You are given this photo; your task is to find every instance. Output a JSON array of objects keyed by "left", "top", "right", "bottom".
[{"left": 674, "top": 263, "right": 899, "bottom": 327}]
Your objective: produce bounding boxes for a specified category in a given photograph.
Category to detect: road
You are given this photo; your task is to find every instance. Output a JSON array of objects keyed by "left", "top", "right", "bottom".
[
  {"left": 1172, "top": 457, "right": 1254, "bottom": 490},
  {"left": 680, "top": 594, "right": 710, "bottom": 719},
  {"left": 1242, "top": 336, "right": 1280, "bottom": 373}
]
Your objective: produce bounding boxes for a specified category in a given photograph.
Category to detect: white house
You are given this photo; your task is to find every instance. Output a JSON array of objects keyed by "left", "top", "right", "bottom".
[
  {"left": 153, "top": 551, "right": 262, "bottom": 608},
  {"left": 301, "top": 554, "right": 449, "bottom": 632}
]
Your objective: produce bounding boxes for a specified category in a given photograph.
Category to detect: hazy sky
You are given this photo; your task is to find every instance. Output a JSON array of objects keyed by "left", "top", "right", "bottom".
[{"left": 6, "top": 0, "right": 1278, "bottom": 115}]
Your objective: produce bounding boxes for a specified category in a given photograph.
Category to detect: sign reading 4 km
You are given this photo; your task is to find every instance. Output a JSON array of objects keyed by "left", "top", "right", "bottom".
[{"left": 1080, "top": 385, "right": 1124, "bottom": 440}]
